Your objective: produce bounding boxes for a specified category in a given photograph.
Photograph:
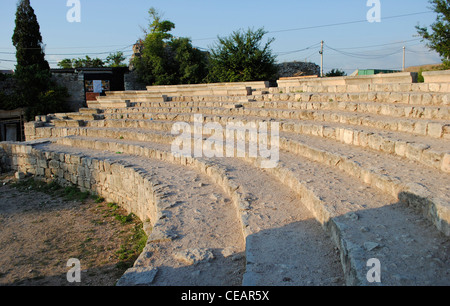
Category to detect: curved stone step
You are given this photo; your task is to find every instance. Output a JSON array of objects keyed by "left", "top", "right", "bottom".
[
  {"left": 50, "top": 136, "right": 345, "bottom": 286},
  {"left": 1, "top": 140, "right": 246, "bottom": 286},
  {"left": 47, "top": 135, "right": 450, "bottom": 285},
  {"left": 161, "top": 91, "right": 450, "bottom": 106},
  {"left": 254, "top": 91, "right": 450, "bottom": 107},
  {"left": 101, "top": 107, "right": 450, "bottom": 140},
  {"left": 82, "top": 115, "right": 450, "bottom": 174},
  {"left": 273, "top": 82, "right": 450, "bottom": 94},
  {"left": 54, "top": 123, "right": 449, "bottom": 237},
  {"left": 103, "top": 100, "right": 450, "bottom": 120}
]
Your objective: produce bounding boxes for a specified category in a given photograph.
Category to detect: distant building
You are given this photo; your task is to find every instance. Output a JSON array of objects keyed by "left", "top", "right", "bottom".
[
  {"left": 51, "top": 67, "right": 129, "bottom": 111},
  {"left": 351, "top": 69, "right": 400, "bottom": 76}
]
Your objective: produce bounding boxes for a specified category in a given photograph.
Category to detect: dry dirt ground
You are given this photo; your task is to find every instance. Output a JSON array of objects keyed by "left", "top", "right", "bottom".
[{"left": 0, "top": 173, "right": 146, "bottom": 286}]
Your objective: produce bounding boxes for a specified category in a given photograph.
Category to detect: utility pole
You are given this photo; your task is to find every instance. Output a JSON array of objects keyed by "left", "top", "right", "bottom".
[
  {"left": 320, "top": 40, "right": 324, "bottom": 77},
  {"left": 402, "top": 46, "right": 406, "bottom": 72}
]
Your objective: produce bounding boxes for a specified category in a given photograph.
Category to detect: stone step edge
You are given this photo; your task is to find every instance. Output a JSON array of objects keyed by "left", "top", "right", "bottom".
[
  {"left": 26, "top": 120, "right": 450, "bottom": 174},
  {"left": 55, "top": 135, "right": 449, "bottom": 282},
  {"left": 0, "top": 141, "right": 172, "bottom": 285},
  {"left": 102, "top": 108, "right": 450, "bottom": 140},
  {"left": 165, "top": 92, "right": 450, "bottom": 106},
  {"left": 52, "top": 136, "right": 371, "bottom": 286},
  {"left": 103, "top": 101, "right": 450, "bottom": 121},
  {"left": 271, "top": 83, "right": 450, "bottom": 94},
  {"left": 65, "top": 127, "right": 450, "bottom": 239},
  {"left": 0, "top": 140, "right": 249, "bottom": 286},
  {"left": 79, "top": 116, "right": 450, "bottom": 173}
]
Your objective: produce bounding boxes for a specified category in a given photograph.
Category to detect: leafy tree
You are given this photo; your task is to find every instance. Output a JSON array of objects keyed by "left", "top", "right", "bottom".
[
  {"left": 106, "top": 51, "right": 127, "bottom": 67},
  {"left": 58, "top": 52, "right": 125, "bottom": 69},
  {"left": 325, "top": 69, "right": 347, "bottom": 77},
  {"left": 207, "top": 28, "right": 277, "bottom": 82},
  {"left": 132, "top": 7, "right": 208, "bottom": 85},
  {"left": 57, "top": 58, "right": 73, "bottom": 69},
  {"left": 10, "top": 0, "right": 67, "bottom": 120},
  {"left": 416, "top": 0, "right": 450, "bottom": 68},
  {"left": 72, "top": 56, "right": 105, "bottom": 68},
  {"left": 171, "top": 37, "right": 209, "bottom": 84}
]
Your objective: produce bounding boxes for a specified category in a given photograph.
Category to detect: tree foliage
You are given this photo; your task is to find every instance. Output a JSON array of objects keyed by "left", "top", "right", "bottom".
[
  {"left": 106, "top": 51, "right": 127, "bottom": 67},
  {"left": 12, "top": 0, "right": 49, "bottom": 72},
  {"left": 325, "top": 69, "right": 347, "bottom": 77},
  {"left": 8, "top": 0, "right": 68, "bottom": 120},
  {"left": 207, "top": 28, "right": 277, "bottom": 82},
  {"left": 132, "top": 8, "right": 208, "bottom": 85},
  {"left": 416, "top": 0, "right": 450, "bottom": 67},
  {"left": 57, "top": 52, "right": 127, "bottom": 69}
]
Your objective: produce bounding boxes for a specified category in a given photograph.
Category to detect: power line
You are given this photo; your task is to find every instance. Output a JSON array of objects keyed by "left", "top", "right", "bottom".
[
  {"left": 0, "top": 44, "right": 135, "bottom": 56},
  {"left": 330, "top": 38, "right": 422, "bottom": 50},
  {"left": 275, "top": 42, "right": 321, "bottom": 56},
  {"left": 325, "top": 44, "right": 404, "bottom": 60},
  {"left": 191, "top": 11, "right": 433, "bottom": 41}
]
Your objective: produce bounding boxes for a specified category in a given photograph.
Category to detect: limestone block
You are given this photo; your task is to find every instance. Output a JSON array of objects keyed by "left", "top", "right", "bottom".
[
  {"left": 409, "top": 93, "right": 422, "bottom": 105},
  {"left": 36, "top": 167, "right": 45, "bottom": 176},
  {"left": 442, "top": 154, "right": 450, "bottom": 173},
  {"left": 342, "top": 129, "right": 354, "bottom": 145},
  {"left": 394, "top": 141, "right": 408, "bottom": 157},
  {"left": 397, "top": 120, "right": 414, "bottom": 133},
  {"left": 48, "top": 160, "right": 60, "bottom": 169},
  {"left": 405, "top": 143, "right": 430, "bottom": 162},
  {"left": 413, "top": 121, "right": 428, "bottom": 136},
  {"left": 443, "top": 125, "right": 450, "bottom": 140},
  {"left": 388, "top": 93, "right": 403, "bottom": 103},
  {"left": 66, "top": 154, "right": 78, "bottom": 165},
  {"left": 429, "top": 83, "right": 441, "bottom": 92},
  {"left": 421, "top": 149, "right": 444, "bottom": 170},
  {"left": 427, "top": 122, "right": 443, "bottom": 138},
  {"left": 380, "top": 139, "right": 395, "bottom": 154},
  {"left": 367, "top": 92, "right": 377, "bottom": 102},
  {"left": 368, "top": 134, "right": 384, "bottom": 151},
  {"left": 422, "top": 93, "right": 433, "bottom": 105}
]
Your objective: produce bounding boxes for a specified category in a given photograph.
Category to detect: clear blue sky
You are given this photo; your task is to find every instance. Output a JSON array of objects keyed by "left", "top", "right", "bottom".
[{"left": 0, "top": 0, "right": 442, "bottom": 75}]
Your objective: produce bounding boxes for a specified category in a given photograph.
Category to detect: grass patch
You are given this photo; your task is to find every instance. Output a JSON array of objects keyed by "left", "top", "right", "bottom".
[
  {"left": 116, "top": 222, "right": 147, "bottom": 269},
  {"left": 96, "top": 202, "right": 148, "bottom": 271},
  {"left": 95, "top": 196, "right": 105, "bottom": 203},
  {"left": 12, "top": 178, "right": 94, "bottom": 203}
]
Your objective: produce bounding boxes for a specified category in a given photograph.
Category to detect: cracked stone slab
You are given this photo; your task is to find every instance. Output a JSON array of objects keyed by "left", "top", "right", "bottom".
[{"left": 116, "top": 267, "right": 158, "bottom": 286}]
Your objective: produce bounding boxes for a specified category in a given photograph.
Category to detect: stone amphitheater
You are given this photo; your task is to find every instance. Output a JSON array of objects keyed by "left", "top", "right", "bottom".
[{"left": 0, "top": 70, "right": 449, "bottom": 286}]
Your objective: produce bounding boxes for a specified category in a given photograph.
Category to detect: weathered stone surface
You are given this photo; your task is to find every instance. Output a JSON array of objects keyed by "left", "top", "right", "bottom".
[
  {"left": 173, "top": 248, "right": 215, "bottom": 266},
  {"left": 116, "top": 267, "right": 158, "bottom": 286}
]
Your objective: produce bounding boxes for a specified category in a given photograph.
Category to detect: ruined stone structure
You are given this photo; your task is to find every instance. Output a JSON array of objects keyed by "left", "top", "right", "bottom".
[{"left": 0, "top": 71, "right": 449, "bottom": 286}]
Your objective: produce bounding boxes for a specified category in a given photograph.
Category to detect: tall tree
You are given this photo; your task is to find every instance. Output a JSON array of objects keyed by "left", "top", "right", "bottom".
[
  {"left": 132, "top": 7, "right": 208, "bottom": 85},
  {"left": 11, "top": 0, "right": 67, "bottom": 120},
  {"left": 12, "top": 0, "right": 49, "bottom": 71},
  {"left": 416, "top": 0, "right": 450, "bottom": 67},
  {"left": 208, "top": 28, "right": 277, "bottom": 82}
]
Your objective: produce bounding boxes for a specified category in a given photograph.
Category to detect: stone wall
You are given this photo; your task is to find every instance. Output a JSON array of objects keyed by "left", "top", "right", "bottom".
[
  {"left": 422, "top": 70, "right": 450, "bottom": 83},
  {"left": 0, "top": 141, "right": 158, "bottom": 229},
  {"left": 52, "top": 71, "right": 86, "bottom": 112}
]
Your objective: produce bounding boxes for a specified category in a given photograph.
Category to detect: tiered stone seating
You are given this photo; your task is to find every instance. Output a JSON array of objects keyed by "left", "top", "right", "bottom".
[
  {"left": 1, "top": 71, "right": 449, "bottom": 286},
  {"left": 90, "top": 81, "right": 270, "bottom": 109}
]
